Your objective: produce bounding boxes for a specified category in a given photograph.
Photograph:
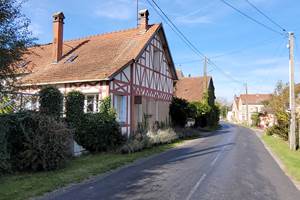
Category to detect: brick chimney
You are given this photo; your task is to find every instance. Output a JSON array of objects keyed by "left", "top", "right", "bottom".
[
  {"left": 52, "top": 12, "right": 65, "bottom": 63},
  {"left": 138, "top": 9, "right": 149, "bottom": 32}
]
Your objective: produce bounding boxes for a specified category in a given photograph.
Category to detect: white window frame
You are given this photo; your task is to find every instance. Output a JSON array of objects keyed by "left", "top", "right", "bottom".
[
  {"left": 84, "top": 94, "right": 99, "bottom": 113},
  {"left": 114, "top": 95, "right": 127, "bottom": 123}
]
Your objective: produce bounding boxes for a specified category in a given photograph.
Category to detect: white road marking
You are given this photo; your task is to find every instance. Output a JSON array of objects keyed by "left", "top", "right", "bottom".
[
  {"left": 210, "top": 152, "right": 221, "bottom": 166},
  {"left": 186, "top": 173, "right": 207, "bottom": 200},
  {"left": 210, "top": 146, "right": 225, "bottom": 166}
]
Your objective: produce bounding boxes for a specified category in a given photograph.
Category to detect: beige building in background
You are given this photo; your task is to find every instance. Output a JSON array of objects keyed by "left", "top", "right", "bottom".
[{"left": 231, "top": 94, "right": 274, "bottom": 127}]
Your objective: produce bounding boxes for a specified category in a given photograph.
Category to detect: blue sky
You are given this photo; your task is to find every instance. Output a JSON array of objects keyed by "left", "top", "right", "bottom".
[{"left": 22, "top": 0, "right": 300, "bottom": 102}]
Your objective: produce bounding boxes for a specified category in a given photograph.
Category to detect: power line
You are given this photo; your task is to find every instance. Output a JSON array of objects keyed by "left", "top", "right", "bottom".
[
  {"left": 207, "top": 58, "right": 244, "bottom": 84},
  {"left": 175, "top": 36, "right": 285, "bottom": 65},
  {"left": 146, "top": 0, "right": 206, "bottom": 58},
  {"left": 146, "top": 0, "right": 203, "bottom": 58},
  {"left": 244, "top": 0, "right": 286, "bottom": 32},
  {"left": 220, "top": 0, "right": 285, "bottom": 36},
  {"left": 147, "top": 0, "right": 244, "bottom": 86}
]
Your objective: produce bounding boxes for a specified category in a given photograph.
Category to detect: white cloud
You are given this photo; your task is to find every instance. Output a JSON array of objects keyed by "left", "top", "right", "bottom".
[{"left": 95, "top": 0, "right": 135, "bottom": 20}]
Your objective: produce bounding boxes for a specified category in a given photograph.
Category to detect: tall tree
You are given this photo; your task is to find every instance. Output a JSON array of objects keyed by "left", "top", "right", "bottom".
[{"left": 0, "top": 0, "right": 34, "bottom": 90}]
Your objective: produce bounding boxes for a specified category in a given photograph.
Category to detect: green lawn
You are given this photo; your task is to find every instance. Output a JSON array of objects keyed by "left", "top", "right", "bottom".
[
  {"left": 0, "top": 141, "right": 183, "bottom": 200},
  {"left": 262, "top": 134, "right": 300, "bottom": 182}
]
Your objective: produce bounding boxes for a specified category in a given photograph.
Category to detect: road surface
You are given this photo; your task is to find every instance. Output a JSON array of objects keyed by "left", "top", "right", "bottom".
[{"left": 43, "top": 123, "right": 300, "bottom": 200}]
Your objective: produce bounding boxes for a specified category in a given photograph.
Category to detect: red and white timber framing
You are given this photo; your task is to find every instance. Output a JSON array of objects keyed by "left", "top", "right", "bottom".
[{"left": 110, "top": 33, "right": 174, "bottom": 134}]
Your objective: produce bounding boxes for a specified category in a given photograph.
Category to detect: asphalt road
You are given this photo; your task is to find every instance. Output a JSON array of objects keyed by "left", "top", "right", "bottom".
[{"left": 43, "top": 123, "right": 300, "bottom": 200}]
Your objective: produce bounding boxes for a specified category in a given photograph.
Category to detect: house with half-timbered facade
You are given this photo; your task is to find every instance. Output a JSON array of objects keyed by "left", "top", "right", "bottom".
[{"left": 16, "top": 9, "right": 177, "bottom": 135}]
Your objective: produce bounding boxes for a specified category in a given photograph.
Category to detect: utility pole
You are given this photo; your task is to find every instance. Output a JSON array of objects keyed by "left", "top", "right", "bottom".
[
  {"left": 204, "top": 57, "right": 208, "bottom": 91},
  {"left": 245, "top": 83, "right": 249, "bottom": 126},
  {"left": 288, "top": 32, "right": 297, "bottom": 151}
]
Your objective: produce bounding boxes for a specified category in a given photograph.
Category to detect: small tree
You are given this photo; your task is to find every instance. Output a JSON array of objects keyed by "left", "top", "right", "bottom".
[
  {"left": 66, "top": 91, "right": 84, "bottom": 127},
  {"left": 251, "top": 112, "right": 260, "bottom": 127},
  {"left": 39, "top": 86, "right": 63, "bottom": 119},
  {"left": 0, "top": 0, "right": 35, "bottom": 90}
]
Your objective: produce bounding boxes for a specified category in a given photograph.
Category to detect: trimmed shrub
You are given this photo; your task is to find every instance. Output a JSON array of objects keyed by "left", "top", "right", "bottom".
[
  {"left": 169, "top": 97, "right": 190, "bottom": 127},
  {"left": 0, "top": 112, "right": 71, "bottom": 173},
  {"left": 76, "top": 112, "right": 124, "bottom": 152},
  {"left": 66, "top": 91, "right": 84, "bottom": 127},
  {"left": 39, "top": 86, "right": 63, "bottom": 118}
]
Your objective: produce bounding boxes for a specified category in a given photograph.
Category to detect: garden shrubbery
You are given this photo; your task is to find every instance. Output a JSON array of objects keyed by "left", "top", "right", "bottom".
[
  {"left": 169, "top": 95, "right": 220, "bottom": 129},
  {"left": 0, "top": 111, "right": 71, "bottom": 174},
  {"left": 75, "top": 97, "right": 125, "bottom": 152},
  {"left": 76, "top": 112, "right": 124, "bottom": 152}
]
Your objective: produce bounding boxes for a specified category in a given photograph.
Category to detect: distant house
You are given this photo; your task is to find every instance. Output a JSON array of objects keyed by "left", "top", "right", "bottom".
[
  {"left": 14, "top": 9, "right": 178, "bottom": 135},
  {"left": 231, "top": 94, "right": 274, "bottom": 127},
  {"left": 175, "top": 69, "right": 184, "bottom": 79},
  {"left": 174, "top": 72, "right": 215, "bottom": 105}
]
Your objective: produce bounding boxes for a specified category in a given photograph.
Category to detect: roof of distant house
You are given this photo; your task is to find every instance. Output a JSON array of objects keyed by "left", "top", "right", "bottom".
[
  {"left": 174, "top": 76, "right": 212, "bottom": 102},
  {"left": 239, "top": 94, "right": 272, "bottom": 105},
  {"left": 17, "top": 23, "right": 177, "bottom": 85}
]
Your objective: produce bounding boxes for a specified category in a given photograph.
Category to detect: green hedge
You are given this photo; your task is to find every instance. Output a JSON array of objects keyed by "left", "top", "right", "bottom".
[
  {"left": 39, "top": 86, "right": 63, "bottom": 119},
  {"left": 0, "top": 112, "right": 71, "bottom": 174}
]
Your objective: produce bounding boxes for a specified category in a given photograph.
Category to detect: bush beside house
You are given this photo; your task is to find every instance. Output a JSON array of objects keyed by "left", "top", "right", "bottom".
[
  {"left": 0, "top": 87, "right": 71, "bottom": 175},
  {"left": 74, "top": 96, "right": 125, "bottom": 152},
  {"left": 0, "top": 111, "right": 71, "bottom": 174}
]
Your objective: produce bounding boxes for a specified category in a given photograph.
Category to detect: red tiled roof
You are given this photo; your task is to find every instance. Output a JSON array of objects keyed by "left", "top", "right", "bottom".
[
  {"left": 18, "top": 24, "right": 175, "bottom": 85},
  {"left": 239, "top": 94, "right": 272, "bottom": 105},
  {"left": 174, "top": 76, "right": 212, "bottom": 102}
]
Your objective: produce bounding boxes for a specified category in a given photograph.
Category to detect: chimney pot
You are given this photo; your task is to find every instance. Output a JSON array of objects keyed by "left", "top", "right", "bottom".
[
  {"left": 52, "top": 12, "right": 65, "bottom": 63},
  {"left": 138, "top": 9, "right": 149, "bottom": 32}
]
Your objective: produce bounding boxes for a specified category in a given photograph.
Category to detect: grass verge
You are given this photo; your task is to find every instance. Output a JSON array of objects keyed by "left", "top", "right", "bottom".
[
  {"left": 262, "top": 134, "right": 300, "bottom": 182},
  {"left": 0, "top": 141, "right": 184, "bottom": 200}
]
